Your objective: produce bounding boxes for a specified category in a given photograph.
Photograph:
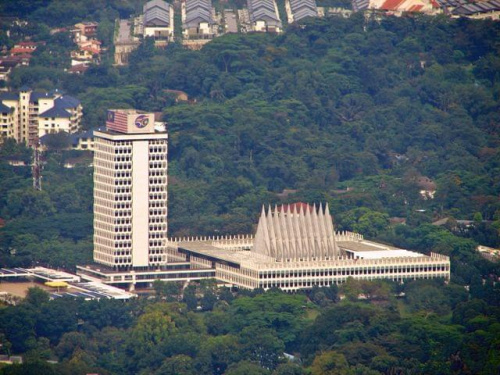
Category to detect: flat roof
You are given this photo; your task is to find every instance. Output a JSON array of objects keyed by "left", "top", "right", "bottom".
[
  {"left": 77, "top": 263, "right": 190, "bottom": 275},
  {"left": 346, "top": 250, "right": 423, "bottom": 259},
  {"left": 72, "top": 282, "right": 137, "bottom": 299},
  {"left": 178, "top": 240, "right": 275, "bottom": 268},
  {"left": 337, "top": 240, "right": 400, "bottom": 252},
  {"left": 29, "top": 267, "right": 81, "bottom": 282},
  {"left": 94, "top": 129, "right": 168, "bottom": 141},
  {"left": 0, "top": 268, "right": 31, "bottom": 276},
  {"left": 49, "top": 282, "right": 136, "bottom": 300},
  {"left": 178, "top": 237, "right": 429, "bottom": 269}
]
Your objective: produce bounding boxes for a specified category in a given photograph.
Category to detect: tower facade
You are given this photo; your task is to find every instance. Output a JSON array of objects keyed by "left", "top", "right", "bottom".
[{"left": 93, "top": 109, "right": 168, "bottom": 269}]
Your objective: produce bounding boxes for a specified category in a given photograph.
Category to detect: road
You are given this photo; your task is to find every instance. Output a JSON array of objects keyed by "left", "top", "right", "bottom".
[
  {"left": 117, "top": 19, "right": 133, "bottom": 43},
  {"left": 224, "top": 10, "right": 238, "bottom": 33}
]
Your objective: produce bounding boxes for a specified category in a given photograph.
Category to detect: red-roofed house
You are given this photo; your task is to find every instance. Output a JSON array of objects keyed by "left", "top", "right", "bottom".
[
  {"left": 68, "top": 63, "right": 89, "bottom": 74},
  {"left": 369, "top": 0, "right": 442, "bottom": 14},
  {"left": 10, "top": 48, "right": 35, "bottom": 55},
  {"left": 13, "top": 41, "right": 38, "bottom": 50},
  {"left": 380, "top": 0, "right": 406, "bottom": 10}
]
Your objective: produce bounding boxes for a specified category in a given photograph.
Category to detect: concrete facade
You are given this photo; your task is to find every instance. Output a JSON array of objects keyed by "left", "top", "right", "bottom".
[
  {"left": 93, "top": 109, "right": 168, "bottom": 270},
  {"left": 170, "top": 231, "right": 450, "bottom": 292}
]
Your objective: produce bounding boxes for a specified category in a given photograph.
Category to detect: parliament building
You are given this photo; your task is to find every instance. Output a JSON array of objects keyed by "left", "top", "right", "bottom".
[{"left": 77, "top": 110, "right": 450, "bottom": 290}]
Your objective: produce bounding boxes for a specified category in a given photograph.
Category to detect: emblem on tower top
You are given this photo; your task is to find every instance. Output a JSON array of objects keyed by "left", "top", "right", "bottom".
[{"left": 135, "top": 115, "right": 149, "bottom": 128}]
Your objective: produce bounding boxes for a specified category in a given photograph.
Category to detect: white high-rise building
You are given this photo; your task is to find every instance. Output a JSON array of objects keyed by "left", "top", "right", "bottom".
[{"left": 93, "top": 109, "right": 168, "bottom": 270}]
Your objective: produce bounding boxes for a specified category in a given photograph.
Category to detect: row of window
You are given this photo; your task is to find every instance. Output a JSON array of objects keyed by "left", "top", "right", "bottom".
[
  {"left": 115, "top": 187, "right": 131, "bottom": 194},
  {"left": 114, "top": 228, "right": 131, "bottom": 234},
  {"left": 149, "top": 147, "right": 167, "bottom": 153},
  {"left": 259, "top": 266, "right": 449, "bottom": 279},
  {"left": 114, "top": 148, "right": 132, "bottom": 154},
  {"left": 150, "top": 140, "right": 167, "bottom": 145},
  {"left": 149, "top": 256, "right": 166, "bottom": 263},
  {"left": 150, "top": 178, "right": 167, "bottom": 185},
  {"left": 114, "top": 251, "right": 131, "bottom": 256},
  {"left": 114, "top": 156, "right": 131, "bottom": 162},
  {"left": 114, "top": 164, "right": 132, "bottom": 170},
  {"left": 115, "top": 203, "right": 132, "bottom": 209},
  {"left": 114, "top": 180, "right": 132, "bottom": 186},
  {"left": 149, "top": 240, "right": 165, "bottom": 247},
  {"left": 259, "top": 274, "right": 446, "bottom": 289},
  {"left": 149, "top": 201, "right": 167, "bottom": 207},
  {"left": 149, "top": 155, "right": 166, "bottom": 161},
  {"left": 150, "top": 194, "right": 167, "bottom": 200},
  {"left": 150, "top": 224, "right": 167, "bottom": 231},
  {"left": 149, "top": 170, "right": 166, "bottom": 176},
  {"left": 150, "top": 217, "right": 166, "bottom": 224},
  {"left": 115, "top": 172, "right": 131, "bottom": 178},
  {"left": 114, "top": 242, "right": 132, "bottom": 248},
  {"left": 114, "top": 258, "right": 132, "bottom": 264},
  {"left": 149, "top": 162, "right": 167, "bottom": 168},
  {"left": 149, "top": 249, "right": 166, "bottom": 254},
  {"left": 135, "top": 271, "right": 214, "bottom": 280},
  {"left": 95, "top": 238, "right": 126, "bottom": 249},
  {"left": 149, "top": 209, "right": 166, "bottom": 216}
]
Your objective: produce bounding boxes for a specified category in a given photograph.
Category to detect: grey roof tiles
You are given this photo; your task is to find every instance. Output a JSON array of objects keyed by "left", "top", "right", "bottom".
[
  {"left": 247, "top": 0, "right": 282, "bottom": 27},
  {"left": 144, "top": 0, "right": 171, "bottom": 27},
  {"left": 184, "top": 0, "right": 214, "bottom": 28},
  {"left": 289, "top": 0, "right": 318, "bottom": 22}
]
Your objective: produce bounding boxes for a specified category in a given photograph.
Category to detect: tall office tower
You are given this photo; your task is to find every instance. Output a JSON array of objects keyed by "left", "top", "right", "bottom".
[{"left": 93, "top": 109, "right": 168, "bottom": 269}]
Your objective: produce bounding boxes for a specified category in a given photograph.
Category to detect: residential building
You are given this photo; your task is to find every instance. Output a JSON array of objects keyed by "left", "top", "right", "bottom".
[
  {"left": 0, "top": 92, "right": 19, "bottom": 142},
  {"left": 71, "top": 33, "right": 102, "bottom": 66},
  {"left": 182, "top": 0, "right": 216, "bottom": 40},
  {"left": 0, "top": 101, "right": 15, "bottom": 140},
  {"left": 0, "top": 89, "right": 82, "bottom": 147},
  {"left": 68, "top": 129, "right": 97, "bottom": 150},
  {"left": 247, "top": 0, "right": 282, "bottom": 33},
  {"left": 286, "top": 0, "right": 318, "bottom": 23},
  {"left": 449, "top": 0, "right": 500, "bottom": 19},
  {"left": 143, "top": 0, "right": 175, "bottom": 44},
  {"left": 67, "top": 63, "right": 89, "bottom": 75},
  {"left": 72, "top": 22, "right": 99, "bottom": 42},
  {"left": 10, "top": 41, "right": 39, "bottom": 56},
  {"left": 353, "top": 0, "right": 442, "bottom": 14},
  {"left": 38, "top": 95, "right": 83, "bottom": 137}
]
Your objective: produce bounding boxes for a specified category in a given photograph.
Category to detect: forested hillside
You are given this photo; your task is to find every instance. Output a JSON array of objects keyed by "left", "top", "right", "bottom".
[
  {"left": 2, "top": 13, "right": 500, "bottom": 269},
  {"left": 0, "top": 278, "right": 499, "bottom": 375},
  {"left": 1, "top": 4, "right": 500, "bottom": 375},
  {"left": 8, "top": 14, "right": 500, "bottom": 234}
]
